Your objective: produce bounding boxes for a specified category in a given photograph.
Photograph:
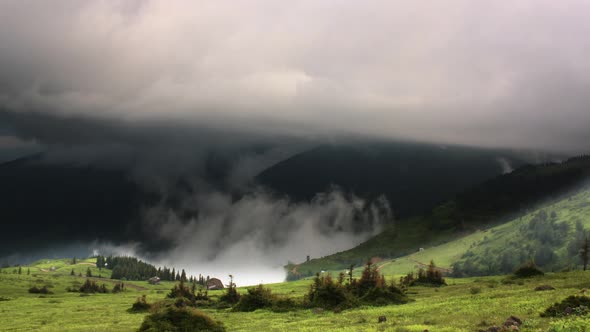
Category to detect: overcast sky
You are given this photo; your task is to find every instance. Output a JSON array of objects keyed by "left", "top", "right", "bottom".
[{"left": 0, "top": 0, "right": 589, "bottom": 152}]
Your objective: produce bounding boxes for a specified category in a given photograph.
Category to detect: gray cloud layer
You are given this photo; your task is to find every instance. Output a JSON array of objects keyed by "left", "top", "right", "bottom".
[{"left": 1, "top": 0, "right": 590, "bottom": 152}]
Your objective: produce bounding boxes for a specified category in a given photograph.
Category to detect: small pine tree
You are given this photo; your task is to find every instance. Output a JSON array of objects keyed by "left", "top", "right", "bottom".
[
  {"left": 181, "top": 269, "right": 187, "bottom": 282},
  {"left": 220, "top": 274, "right": 240, "bottom": 304},
  {"left": 27, "top": 268, "right": 30, "bottom": 275},
  {"left": 18, "top": 266, "right": 22, "bottom": 275},
  {"left": 71, "top": 269, "right": 75, "bottom": 276},
  {"left": 86, "top": 267, "right": 92, "bottom": 278},
  {"left": 72, "top": 257, "right": 77, "bottom": 264}
]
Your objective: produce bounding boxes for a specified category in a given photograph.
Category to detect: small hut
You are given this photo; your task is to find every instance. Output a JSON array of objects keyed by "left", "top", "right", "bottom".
[
  {"left": 206, "top": 278, "right": 224, "bottom": 290},
  {"left": 148, "top": 276, "right": 161, "bottom": 285}
]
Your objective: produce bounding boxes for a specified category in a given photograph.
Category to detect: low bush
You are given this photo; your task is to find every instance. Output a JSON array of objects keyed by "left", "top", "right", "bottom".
[
  {"left": 514, "top": 262, "right": 544, "bottom": 278},
  {"left": 535, "top": 284, "right": 556, "bottom": 291},
  {"left": 271, "top": 297, "right": 299, "bottom": 313},
  {"left": 79, "top": 279, "right": 108, "bottom": 293},
  {"left": 219, "top": 280, "right": 240, "bottom": 305},
  {"left": 233, "top": 285, "right": 275, "bottom": 312},
  {"left": 470, "top": 287, "right": 482, "bottom": 295},
  {"left": 308, "top": 276, "right": 353, "bottom": 310},
  {"left": 138, "top": 306, "right": 225, "bottom": 332},
  {"left": 112, "top": 282, "right": 125, "bottom": 293},
  {"left": 541, "top": 295, "right": 590, "bottom": 317},
  {"left": 28, "top": 286, "right": 52, "bottom": 294},
  {"left": 359, "top": 286, "right": 408, "bottom": 306},
  {"left": 130, "top": 295, "right": 151, "bottom": 312}
]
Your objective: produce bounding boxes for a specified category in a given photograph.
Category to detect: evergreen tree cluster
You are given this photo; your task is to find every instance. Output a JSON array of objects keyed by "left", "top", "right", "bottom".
[
  {"left": 307, "top": 260, "right": 408, "bottom": 310},
  {"left": 96, "top": 255, "right": 200, "bottom": 282},
  {"left": 400, "top": 260, "right": 447, "bottom": 287},
  {"left": 452, "top": 210, "right": 589, "bottom": 277},
  {"left": 166, "top": 278, "right": 210, "bottom": 306},
  {"left": 96, "top": 256, "right": 157, "bottom": 280}
]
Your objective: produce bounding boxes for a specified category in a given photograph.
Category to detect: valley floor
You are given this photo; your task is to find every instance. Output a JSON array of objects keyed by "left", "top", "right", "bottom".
[{"left": 1, "top": 260, "right": 590, "bottom": 331}]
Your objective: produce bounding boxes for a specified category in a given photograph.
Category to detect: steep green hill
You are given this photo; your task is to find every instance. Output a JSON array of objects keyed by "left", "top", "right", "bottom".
[
  {"left": 290, "top": 156, "right": 590, "bottom": 279},
  {"left": 372, "top": 188, "right": 590, "bottom": 277}
]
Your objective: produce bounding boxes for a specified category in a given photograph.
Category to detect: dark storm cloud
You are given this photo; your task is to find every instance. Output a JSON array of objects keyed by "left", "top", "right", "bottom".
[
  {"left": 2, "top": 1, "right": 590, "bottom": 282},
  {"left": 0, "top": 1, "right": 589, "bottom": 152}
]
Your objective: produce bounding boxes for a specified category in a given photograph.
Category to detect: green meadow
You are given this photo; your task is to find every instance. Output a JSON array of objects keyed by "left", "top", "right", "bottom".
[{"left": 2, "top": 258, "right": 590, "bottom": 331}]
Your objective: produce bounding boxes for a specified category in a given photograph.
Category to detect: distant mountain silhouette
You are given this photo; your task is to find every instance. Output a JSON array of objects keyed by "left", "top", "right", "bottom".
[
  {"left": 0, "top": 155, "right": 147, "bottom": 253},
  {"left": 257, "top": 141, "right": 531, "bottom": 218}
]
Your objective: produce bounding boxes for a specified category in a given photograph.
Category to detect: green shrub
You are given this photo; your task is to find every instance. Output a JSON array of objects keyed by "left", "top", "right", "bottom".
[
  {"left": 470, "top": 287, "right": 482, "bottom": 295},
  {"left": 219, "top": 282, "right": 240, "bottom": 305},
  {"left": 112, "top": 282, "right": 124, "bottom": 293},
  {"left": 406, "top": 261, "right": 446, "bottom": 287},
  {"left": 359, "top": 286, "right": 409, "bottom": 306},
  {"left": 541, "top": 296, "right": 590, "bottom": 317},
  {"left": 514, "top": 261, "right": 544, "bottom": 278},
  {"left": 28, "top": 286, "right": 52, "bottom": 294},
  {"left": 138, "top": 306, "right": 225, "bottom": 332},
  {"left": 307, "top": 274, "right": 356, "bottom": 310},
  {"left": 271, "top": 297, "right": 299, "bottom": 312},
  {"left": 130, "top": 295, "right": 151, "bottom": 312},
  {"left": 547, "top": 316, "right": 590, "bottom": 332},
  {"left": 233, "top": 285, "right": 275, "bottom": 312},
  {"left": 79, "top": 279, "right": 108, "bottom": 293}
]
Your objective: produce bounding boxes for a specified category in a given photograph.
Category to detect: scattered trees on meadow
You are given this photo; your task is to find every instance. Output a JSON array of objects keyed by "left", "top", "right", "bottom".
[
  {"left": 452, "top": 210, "right": 590, "bottom": 277},
  {"left": 66, "top": 279, "right": 114, "bottom": 293}
]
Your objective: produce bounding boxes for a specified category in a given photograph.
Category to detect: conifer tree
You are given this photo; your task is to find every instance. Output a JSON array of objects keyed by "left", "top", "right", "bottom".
[
  {"left": 71, "top": 269, "right": 75, "bottom": 276},
  {"left": 86, "top": 267, "right": 92, "bottom": 278},
  {"left": 181, "top": 269, "right": 187, "bottom": 282},
  {"left": 17, "top": 266, "right": 22, "bottom": 275}
]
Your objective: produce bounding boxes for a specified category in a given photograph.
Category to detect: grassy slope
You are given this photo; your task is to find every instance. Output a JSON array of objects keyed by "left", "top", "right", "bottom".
[
  {"left": 3, "top": 262, "right": 590, "bottom": 331},
  {"left": 305, "top": 187, "right": 590, "bottom": 280},
  {"left": 373, "top": 188, "right": 590, "bottom": 277},
  {"left": 294, "top": 157, "right": 590, "bottom": 277}
]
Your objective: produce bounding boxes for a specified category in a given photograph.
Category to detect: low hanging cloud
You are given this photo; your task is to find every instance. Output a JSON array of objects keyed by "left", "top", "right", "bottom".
[
  {"left": 0, "top": 1, "right": 589, "bottom": 152},
  {"left": 94, "top": 189, "right": 392, "bottom": 285}
]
